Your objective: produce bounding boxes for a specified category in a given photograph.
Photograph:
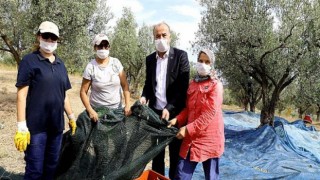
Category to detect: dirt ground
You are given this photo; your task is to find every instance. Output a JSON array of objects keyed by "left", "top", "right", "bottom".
[{"left": 0, "top": 67, "right": 319, "bottom": 179}]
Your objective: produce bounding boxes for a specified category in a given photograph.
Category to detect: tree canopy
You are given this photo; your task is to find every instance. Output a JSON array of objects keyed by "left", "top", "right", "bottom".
[
  {"left": 194, "top": 0, "right": 320, "bottom": 126},
  {"left": 0, "top": 0, "right": 113, "bottom": 72}
]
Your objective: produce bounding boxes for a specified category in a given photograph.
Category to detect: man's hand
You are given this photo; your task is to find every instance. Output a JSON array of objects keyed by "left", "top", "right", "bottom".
[
  {"left": 167, "top": 118, "right": 177, "bottom": 128},
  {"left": 140, "top": 97, "right": 147, "bottom": 105},
  {"left": 176, "top": 126, "right": 187, "bottom": 139},
  {"left": 161, "top": 108, "right": 170, "bottom": 121},
  {"left": 14, "top": 121, "right": 30, "bottom": 152}
]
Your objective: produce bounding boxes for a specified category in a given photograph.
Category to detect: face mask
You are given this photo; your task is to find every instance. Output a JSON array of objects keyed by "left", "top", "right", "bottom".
[
  {"left": 196, "top": 62, "right": 212, "bottom": 76},
  {"left": 39, "top": 40, "right": 57, "bottom": 53},
  {"left": 96, "top": 50, "right": 109, "bottom": 59},
  {"left": 155, "top": 39, "right": 169, "bottom": 52}
]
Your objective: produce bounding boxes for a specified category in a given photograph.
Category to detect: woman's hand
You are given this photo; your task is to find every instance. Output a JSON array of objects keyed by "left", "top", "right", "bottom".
[
  {"left": 124, "top": 105, "right": 132, "bottom": 116},
  {"left": 176, "top": 126, "right": 187, "bottom": 139},
  {"left": 88, "top": 109, "right": 99, "bottom": 122}
]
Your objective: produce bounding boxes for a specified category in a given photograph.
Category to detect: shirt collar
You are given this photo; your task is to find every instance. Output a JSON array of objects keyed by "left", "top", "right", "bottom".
[
  {"left": 156, "top": 48, "right": 170, "bottom": 60},
  {"left": 35, "top": 50, "right": 61, "bottom": 64}
]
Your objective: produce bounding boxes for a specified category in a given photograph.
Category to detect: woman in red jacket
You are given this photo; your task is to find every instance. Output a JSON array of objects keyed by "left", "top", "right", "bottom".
[{"left": 168, "top": 49, "right": 224, "bottom": 180}]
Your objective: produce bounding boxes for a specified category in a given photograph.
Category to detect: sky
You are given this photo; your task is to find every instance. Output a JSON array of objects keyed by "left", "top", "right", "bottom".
[{"left": 107, "top": 0, "right": 203, "bottom": 62}]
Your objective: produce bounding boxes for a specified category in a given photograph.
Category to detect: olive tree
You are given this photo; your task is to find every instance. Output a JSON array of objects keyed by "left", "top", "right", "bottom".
[
  {"left": 0, "top": 0, "right": 113, "bottom": 73},
  {"left": 194, "top": 0, "right": 320, "bottom": 126}
]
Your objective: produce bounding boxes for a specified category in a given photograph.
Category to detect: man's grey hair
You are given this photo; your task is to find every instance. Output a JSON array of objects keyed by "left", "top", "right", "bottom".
[{"left": 153, "top": 21, "right": 171, "bottom": 35}]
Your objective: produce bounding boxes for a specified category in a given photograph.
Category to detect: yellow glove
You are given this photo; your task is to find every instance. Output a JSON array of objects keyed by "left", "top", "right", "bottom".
[
  {"left": 68, "top": 113, "right": 77, "bottom": 135},
  {"left": 68, "top": 119, "right": 77, "bottom": 135},
  {"left": 14, "top": 121, "right": 30, "bottom": 152}
]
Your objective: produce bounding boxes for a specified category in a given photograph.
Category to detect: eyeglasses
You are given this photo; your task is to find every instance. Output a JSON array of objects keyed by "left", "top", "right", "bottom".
[
  {"left": 96, "top": 43, "right": 110, "bottom": 50},
  {"left": 41, "top": 33, "right": 58, "bottom": 41}
]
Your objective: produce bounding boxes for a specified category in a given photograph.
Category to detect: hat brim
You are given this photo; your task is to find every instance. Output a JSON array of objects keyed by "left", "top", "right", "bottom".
[
  {"left": 94, "top": 39, "right": 109, "bottom": 46},
  {"left": 39, "top": 30, "right": 59, "bottom": 37}
]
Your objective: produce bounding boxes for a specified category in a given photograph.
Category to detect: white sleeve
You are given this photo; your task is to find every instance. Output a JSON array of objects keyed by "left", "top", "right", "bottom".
[
  {"left": 82, "top": 62, "right": 93, "bottom": 80},
  {"left": 114, "top": 58, "right": 124, "bottom": 73}
]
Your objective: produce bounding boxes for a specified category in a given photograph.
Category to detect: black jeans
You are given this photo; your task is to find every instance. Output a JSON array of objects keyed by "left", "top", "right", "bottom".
[{"left": 150, "top": 107, "right": 182, "bottom": 179}]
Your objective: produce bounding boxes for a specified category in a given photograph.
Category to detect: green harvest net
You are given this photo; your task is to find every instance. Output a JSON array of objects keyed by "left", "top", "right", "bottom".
[{"left": 55, "top": 101, "right": 177, "bottom": 180}]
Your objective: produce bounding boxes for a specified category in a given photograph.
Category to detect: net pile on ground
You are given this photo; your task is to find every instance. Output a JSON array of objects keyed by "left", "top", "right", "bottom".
[
  {"left": 193, "top": 111, "right": 320, "bottom": 179},
  {"left": 55, "top": 101, "right": 177, "bottom": 180}
]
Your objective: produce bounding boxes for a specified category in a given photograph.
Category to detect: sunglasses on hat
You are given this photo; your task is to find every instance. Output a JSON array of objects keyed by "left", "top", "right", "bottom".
[{"left": 41, "top": 33, "right": 58, "bottom": 41}]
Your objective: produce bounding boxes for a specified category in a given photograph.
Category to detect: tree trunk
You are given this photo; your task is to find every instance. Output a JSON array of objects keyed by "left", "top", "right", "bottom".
[
  {"left": 298, "top": 107, "right": 304, "bottom": 119},
  {"left": 247, "top": 79, "right": 255, "bottom": 112},
  {"left": 298, "top": 106, "right": 310, "bottom": 119},
  {"left": 251, "top": 90, "right": 261, "bottom": 113},
  {"left": 131, "top": 82, "right": 140, "bottom": 99},
  {"left": 317, "top": 104, "right": 320, "bottom": 122},
  {"left": 249, "top": 99, "right": 255, "bottom": 112},
  {"left": 242, "top": 97, "right": 249, "bottom": 111},
  {"left": 260, "top": 103, "right": 276, "bottom": 126},
  {"left": 259, "top": 83, "right": 279, "bottom": 127}
]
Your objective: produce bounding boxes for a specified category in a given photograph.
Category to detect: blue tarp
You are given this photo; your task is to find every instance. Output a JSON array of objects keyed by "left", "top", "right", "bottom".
[{"left": 188, "top": 111, "right": 320, "bottom": 179}]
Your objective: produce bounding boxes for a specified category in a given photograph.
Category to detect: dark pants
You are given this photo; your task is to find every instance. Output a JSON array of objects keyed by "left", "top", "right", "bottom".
[
  {"left": 174, "top": 153, "right": 219, "bottom": 180},
  {"left": 24, "top": 132, "right": 63, "bottom": 180},
  {"left": 151, "top": 107, "right": 182, "bottom": 179}
]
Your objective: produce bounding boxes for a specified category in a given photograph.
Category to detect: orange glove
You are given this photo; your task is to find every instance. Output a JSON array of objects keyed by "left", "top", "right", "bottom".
[{"left": 14, "top": 121, "right": 30, "bottom": 152}]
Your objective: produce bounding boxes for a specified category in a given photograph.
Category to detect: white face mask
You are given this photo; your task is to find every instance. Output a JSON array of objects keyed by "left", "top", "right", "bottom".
[
  {"left": 155, "top": 39, "right": 169, "bottom": 52},
  {"left": 39, "top": 40, "right": 57, "bottom": 53},
  {"left": 196, "top": 62, "right": 212, "bottom": 76},
  {"left": 96, "top": 50, "right": 109, "bottom": 59}
]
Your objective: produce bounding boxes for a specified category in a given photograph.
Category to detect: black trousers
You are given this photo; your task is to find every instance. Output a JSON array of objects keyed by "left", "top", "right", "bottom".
[{"left": 150, "top": 107, "right": 182, "bottom": 179}]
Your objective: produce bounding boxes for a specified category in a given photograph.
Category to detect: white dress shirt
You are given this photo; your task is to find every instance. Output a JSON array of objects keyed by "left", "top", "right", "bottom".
[{"left": 154, "top": 50, "right": 170, "bottom": 110}]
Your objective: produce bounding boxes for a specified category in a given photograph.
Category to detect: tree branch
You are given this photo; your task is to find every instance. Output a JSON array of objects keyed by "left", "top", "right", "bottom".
[
  {"left": 241, "top": 38, "right": 261, "bottom": 48},
  {"left": 260, "top": 24, "right": 295, "bottom": 64},
  {"left": 278, "top": 49, "right": 303, "bottom": 91},
  {"left": 250, "top": 65, "right": 263, "bottom": 85},
  {"left": 265, "top": 72, "right": 277, "bottom": 87},
  {"left": 0, "top": 48, "right": 11, "bottom": 52},
  {"left": 279, "top": 73, "right": 298, "bottom": 92},
  {"left": 0, "top": 32, "right": 21, "bottom": 64}
]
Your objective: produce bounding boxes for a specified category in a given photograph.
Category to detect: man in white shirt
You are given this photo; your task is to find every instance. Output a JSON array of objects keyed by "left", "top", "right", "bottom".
[{"left": 140, "top": 22, "right": 190, "bottom": 179}]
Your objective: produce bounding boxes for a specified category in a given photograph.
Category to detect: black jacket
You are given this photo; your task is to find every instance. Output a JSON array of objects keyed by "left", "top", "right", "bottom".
[{"left": 141, "top": 47, "right": 190, "bottom": 118}]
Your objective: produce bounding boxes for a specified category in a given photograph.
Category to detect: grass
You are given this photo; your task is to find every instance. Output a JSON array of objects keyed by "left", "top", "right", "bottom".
[{"left": 0, "top": 63, "right": 17, "bottom": 71}]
